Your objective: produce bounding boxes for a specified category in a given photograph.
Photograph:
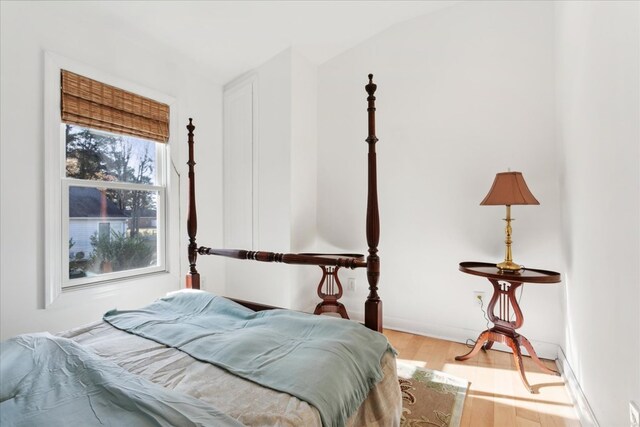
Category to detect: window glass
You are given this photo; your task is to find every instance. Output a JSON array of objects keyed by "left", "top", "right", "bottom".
[
  {"left": 65, "top": 125, "right": 158, "bottom": 185},
  {"left": 68, "top": 185, "right": 160, "bottom": 280},
  {"left": 64, "top": 124, "right": 163, "bottom": 286}
]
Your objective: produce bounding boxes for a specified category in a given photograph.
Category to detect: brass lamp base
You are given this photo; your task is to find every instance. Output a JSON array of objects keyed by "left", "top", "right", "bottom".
[
  {"left": 496, "top": 260, "right": 523, "bottom": 272},
  {"left": 496, "top": 205, "right": 524, "bottom": 272}
]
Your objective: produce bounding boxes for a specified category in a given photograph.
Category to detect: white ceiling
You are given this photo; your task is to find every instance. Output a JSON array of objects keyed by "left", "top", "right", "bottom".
[{"left": 86, "top": 1, "right": 458, "bottom": 84}]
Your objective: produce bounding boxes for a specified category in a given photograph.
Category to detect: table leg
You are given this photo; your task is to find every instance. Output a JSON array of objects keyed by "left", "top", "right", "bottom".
[
  {"left": 519, "top": 335, "right": 560, "bottom": 376},
  {"left": 455, "top": 330, "right": 490, "bottom": 361},
  {"left": 483, "top": 340, "right": 494, "bottom": 350},
  {"left": 505, "top": 336, "right": 534, "bottom": 393}
]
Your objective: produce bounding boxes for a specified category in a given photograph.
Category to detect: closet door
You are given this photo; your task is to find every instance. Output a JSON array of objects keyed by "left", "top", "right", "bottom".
[{"left": 223, "top": 77, "right": 257, "bottom": 249}]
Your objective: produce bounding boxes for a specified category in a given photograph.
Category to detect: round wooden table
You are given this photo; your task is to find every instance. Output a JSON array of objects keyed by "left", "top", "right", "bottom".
[{"left": 455, "top": 261, "right": 561, "bottom": 393}]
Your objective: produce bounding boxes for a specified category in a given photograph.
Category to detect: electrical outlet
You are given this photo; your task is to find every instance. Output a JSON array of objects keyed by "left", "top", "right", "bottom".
[
  {"left": 630, "top": 401, "right": 639, "bottom": 427},
  {"left": 473, "top": 291, "right": 485, "bottom": 305},
  {"left": 347, "top": 278, "right": 356, "bottom": 292}
]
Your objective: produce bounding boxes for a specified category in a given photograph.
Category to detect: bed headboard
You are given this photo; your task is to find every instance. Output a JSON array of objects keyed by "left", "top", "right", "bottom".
[{"left": 186, "top": 74, "right": 383, "bottom": 332}]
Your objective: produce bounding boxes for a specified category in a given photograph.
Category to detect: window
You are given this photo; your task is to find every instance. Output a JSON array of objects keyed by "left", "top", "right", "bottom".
[
  {"left": 44, "top": 55, "right": 176, "bottom": 305},
  {"left": 63, "top": 124, "right": 165, "bottom": 287}
]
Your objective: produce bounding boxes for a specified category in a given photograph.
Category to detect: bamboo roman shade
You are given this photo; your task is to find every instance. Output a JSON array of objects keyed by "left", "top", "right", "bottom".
[{"left": 61, "top": 70, "right": 169, "bottom": 143}]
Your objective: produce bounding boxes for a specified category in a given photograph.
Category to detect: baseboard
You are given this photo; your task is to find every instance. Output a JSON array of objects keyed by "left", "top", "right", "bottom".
[
  {"left": 556, "top": 347, "right": 599, "bottom": 427},
  {"left": 348, "top": 310, "right": 560, "bottom": 360}
]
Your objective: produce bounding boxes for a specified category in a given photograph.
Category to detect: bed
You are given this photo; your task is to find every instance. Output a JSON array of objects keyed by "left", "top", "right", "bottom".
[{"left": 0, "top": 75, "right": 401, "bottom": 427}]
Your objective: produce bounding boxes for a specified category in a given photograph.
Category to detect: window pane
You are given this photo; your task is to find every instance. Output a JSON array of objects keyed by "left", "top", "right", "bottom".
[
  {"left": 68, "top": 186, "right": 159, "bottom": 280},
  {"left": 65, "top": 124, "right": 158, "bottom": 185}
]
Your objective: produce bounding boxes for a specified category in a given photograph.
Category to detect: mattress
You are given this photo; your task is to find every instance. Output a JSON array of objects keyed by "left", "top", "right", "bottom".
[{"left": 60, "top": 320, "right": 402, "bottom": 426}]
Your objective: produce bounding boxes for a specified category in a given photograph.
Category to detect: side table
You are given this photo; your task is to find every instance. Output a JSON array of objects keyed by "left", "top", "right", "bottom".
[
  {"left": 300, "top": 253, "right": 364, "bottom": 320},
  {"left": 455, "top": 261, "right": 561, "bottom": 393}
]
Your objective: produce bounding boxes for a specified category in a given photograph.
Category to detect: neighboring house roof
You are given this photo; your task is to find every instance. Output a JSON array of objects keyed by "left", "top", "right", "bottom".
[{"left": 69, "top": 187, "right": 128, "bottom": 218}]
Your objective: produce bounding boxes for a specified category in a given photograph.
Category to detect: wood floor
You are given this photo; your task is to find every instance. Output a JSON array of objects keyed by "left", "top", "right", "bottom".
[{"left": 383, "top": 329, "right": 581, "bottom": 427}]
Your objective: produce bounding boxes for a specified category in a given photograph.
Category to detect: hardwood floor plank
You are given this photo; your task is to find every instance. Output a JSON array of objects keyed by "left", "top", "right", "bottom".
[
  {"left": 516, "top": 416, "right": 542, "bottom": 427},
  {"left": 494, "top": 358, "right": 519, "bottom": 426},
  {"left": 383, "top": 329, "right": 580, "bottom": 427}
]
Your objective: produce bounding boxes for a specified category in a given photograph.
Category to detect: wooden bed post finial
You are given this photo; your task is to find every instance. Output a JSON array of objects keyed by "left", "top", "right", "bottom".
[
  {"left": 364, "top": 74, "right": 382, "bottom": 332},
  {"left": 186, "top": 118, "right": 201, "bottom": 289}
]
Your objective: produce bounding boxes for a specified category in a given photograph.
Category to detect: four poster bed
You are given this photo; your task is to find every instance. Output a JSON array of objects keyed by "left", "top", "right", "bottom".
[
  {"left": 1, "top": 75, "right": 401, "bottom": 427},
  {"left": 185, "top": 74, "right": 385, "bottom": 333}
]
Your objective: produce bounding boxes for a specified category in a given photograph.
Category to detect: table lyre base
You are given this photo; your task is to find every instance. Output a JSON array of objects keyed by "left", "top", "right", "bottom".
[{"left": 455, "top": 269, "right": 561, "bottom": 393}]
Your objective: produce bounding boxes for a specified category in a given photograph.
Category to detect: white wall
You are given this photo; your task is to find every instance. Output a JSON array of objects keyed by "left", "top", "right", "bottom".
[
  {"left": 223, "top": 49, "right": 319, "bottom": 311},
  {"left": 557, "top": 2, "right": 640, "bottom": 425},
  {"left": 317, "top": 1, "right": 562, "bottom": 358},
  {"left": 290, "top": 51, "right": 321, "bottom": 310},
  {"left": 0, "top": 2, "right": 224, "bottom": 339},
  {"left": 223, "top": 49, "right": 293, "bottom": 307},
  {"left": 290, "top": 51, "right": 319, "bottom": 253}
]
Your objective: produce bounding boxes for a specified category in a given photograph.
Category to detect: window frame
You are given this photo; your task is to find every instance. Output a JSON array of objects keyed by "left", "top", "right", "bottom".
[{"left": 44, "top": 52, "right": 179, "bottom": 307}]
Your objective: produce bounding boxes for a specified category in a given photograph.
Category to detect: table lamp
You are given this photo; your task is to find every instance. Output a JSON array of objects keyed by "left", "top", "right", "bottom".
[{"left": 480, "top": 171, "right": 539, "bottom": 272}]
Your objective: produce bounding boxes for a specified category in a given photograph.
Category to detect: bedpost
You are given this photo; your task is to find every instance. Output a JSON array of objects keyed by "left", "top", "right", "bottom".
[
  {"left": 364, "top": 74, "right": 382, "bottom": 332},
  {"left": 186, "top": 118, "right": 201, "bottom": 289}
]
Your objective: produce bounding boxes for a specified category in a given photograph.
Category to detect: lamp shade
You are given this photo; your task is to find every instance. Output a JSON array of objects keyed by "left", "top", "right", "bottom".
[{"left": 480, "top": 172, "right": 539, "bottom": 206}]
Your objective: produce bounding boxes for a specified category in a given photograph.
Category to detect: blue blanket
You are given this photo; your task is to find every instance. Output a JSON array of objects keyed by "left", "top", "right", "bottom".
[
  {"left": 103, "top": 290, "right": 393, "bottom": 427},
  {"left": 0, "top": 333, "right": 243, "bottom": 427}
]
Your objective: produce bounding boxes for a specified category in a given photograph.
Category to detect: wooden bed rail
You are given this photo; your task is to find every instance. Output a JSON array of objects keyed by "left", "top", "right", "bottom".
[
  {"left": 198, "top": 247, "right": 366, "bottom": 269},
  {"left": 186, "top": 74, "right": 383, "bottom": 332}
]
